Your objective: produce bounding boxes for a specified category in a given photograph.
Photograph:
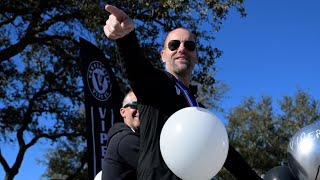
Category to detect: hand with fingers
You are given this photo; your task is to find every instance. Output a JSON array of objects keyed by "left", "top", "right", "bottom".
[{"left": 104, "top": 5, "right": 135, "bottom": 40}]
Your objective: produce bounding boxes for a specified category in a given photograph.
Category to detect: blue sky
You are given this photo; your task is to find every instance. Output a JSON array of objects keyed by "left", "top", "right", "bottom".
[
  {"left": 215, "top": 0, "right": 320, "bottom": 119},
  {"left": 1, "top": 0, "right": 320, "bottom": 179}
]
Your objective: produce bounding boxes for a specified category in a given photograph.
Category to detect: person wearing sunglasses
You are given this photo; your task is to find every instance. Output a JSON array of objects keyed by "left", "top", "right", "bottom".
[
  {"left": 103, "top": 4, "right": 262, "bottom": 180},
  {"left": 102, "top": 91, "right": 140, "bottom": 180}
]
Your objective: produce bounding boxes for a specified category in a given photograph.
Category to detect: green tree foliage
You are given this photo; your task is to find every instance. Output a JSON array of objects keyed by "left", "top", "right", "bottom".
[
  {"left": 219, "top": 90, "right": 320, "bottom": 179},
  {"left": 38, "top": 108, "right": 88, "bottom": 180},
  {"left": 40, "top": 140, "right": 88, "bottom": 180},
  {"left": 39, "top": 138, "right": 88, "bottom": 180},
  {"left": 0, "top": 0, "right": 246, "bottom": 179}
]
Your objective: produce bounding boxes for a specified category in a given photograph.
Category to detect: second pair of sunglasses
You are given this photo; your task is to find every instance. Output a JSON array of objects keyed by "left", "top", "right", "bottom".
[
  {"left": 123, "top": 101, "right": 138, "bottom": 109},
  {"left": 168, "top": 40, "right": 196, "bottom": 51}
]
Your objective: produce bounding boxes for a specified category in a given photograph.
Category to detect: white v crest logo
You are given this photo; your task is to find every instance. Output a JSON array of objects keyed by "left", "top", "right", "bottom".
[{"left": 94, "top": 72, "right": 105, "bottom": 90}]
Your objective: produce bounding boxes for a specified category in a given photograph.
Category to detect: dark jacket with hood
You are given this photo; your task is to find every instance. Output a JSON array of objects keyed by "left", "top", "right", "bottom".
[
  {"left": 102, "top": 122, "right": 139, "bottom": 180},
  {"left": 115, "top": 31, "right": 262, "bottom": 180}
]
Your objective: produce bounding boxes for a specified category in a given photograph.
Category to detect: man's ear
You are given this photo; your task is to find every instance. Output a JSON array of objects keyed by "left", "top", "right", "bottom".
[
  {"left": 161, "top": 50, "right": 166, "bottom": 63},
  {"left": 120, "top": 108, "right": 126, "bottom": 118}
]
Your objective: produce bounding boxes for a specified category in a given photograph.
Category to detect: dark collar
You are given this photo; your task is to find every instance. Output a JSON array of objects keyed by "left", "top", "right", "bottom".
[{"left": 164, "top": 71, "right": 198, "bottom": 97}]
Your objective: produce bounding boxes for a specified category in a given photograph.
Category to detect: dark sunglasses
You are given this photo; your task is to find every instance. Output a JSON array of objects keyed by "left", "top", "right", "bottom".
[
  {"left": 167, "top": 40, "right": 196, "bottom": 51},
  {"left": 123, "top": 101, "right": 138, "bottom": 109}
]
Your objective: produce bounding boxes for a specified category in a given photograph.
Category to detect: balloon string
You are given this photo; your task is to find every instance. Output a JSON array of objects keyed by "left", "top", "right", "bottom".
[{"left": 315, "top": 165, "right": 320, "bottom": 180}]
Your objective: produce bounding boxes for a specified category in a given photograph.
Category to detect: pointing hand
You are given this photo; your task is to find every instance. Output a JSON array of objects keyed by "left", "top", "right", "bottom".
[{"left": 104, "top": 5, "right": 134, "bottom": 40}]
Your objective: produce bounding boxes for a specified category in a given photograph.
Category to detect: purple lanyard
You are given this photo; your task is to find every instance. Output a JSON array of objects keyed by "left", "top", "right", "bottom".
[{"left": 175, "top": 79, "right": 199, "bottom": 107}]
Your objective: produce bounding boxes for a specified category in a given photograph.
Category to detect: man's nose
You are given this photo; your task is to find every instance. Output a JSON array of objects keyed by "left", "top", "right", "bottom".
[{"left": 177, "top": 42, "right": 187, "bottom": 52}]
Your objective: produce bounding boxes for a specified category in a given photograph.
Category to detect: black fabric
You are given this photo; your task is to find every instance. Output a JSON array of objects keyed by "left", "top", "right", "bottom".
[
  {"left": 79, "top": 38, "right": 122, "bottom": 179},
  {"left": 102, "top": 123, "right": 139, "bottom": 180},
  {"left": 116, "top": 30, "right": 262, "bottom": 180}
]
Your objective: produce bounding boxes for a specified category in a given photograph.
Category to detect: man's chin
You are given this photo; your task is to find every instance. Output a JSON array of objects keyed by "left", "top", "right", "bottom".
[
  {"left": 175, "top": 59, "right": 189, "bottom": 64},
  {"left": 176, "top": 64, "right": 190, "bottom": 71}
]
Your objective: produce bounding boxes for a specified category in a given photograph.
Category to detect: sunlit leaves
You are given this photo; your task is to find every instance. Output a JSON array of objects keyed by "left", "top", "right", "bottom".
[{"left": 222, "top": 90, "right": 320, "bottom": 178}]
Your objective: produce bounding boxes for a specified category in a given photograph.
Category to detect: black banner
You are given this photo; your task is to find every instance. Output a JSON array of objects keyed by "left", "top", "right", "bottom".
[{"left": 80, "top": 38, "right": 122, "bottom": 180}]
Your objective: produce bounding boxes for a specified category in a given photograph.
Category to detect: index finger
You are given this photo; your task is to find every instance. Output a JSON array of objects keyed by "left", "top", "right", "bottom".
[{"left": 105, "top": 5, "right": 127, "bottom": 20}]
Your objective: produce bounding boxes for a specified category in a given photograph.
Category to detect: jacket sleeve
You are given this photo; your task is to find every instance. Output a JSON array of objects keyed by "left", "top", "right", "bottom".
[
  {"left": 118, "top": 134, "right": 140, "bottom": 169},
  {"left": 224, "top": 145, "right": 262, "bottom": 179},
  {"left": 115, "top": 31, "right": 168, "bottom": 104}
]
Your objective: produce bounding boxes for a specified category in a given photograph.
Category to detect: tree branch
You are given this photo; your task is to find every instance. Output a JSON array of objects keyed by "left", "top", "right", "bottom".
[
  {"left": 0, "top": 33, "right": 75, "bottom": 63},
  {"left": 0, "top": 148, "right": 10, "bottom": 172}
]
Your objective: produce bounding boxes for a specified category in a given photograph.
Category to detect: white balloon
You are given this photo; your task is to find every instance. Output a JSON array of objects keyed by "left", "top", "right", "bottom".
[
  {"left": 94, "top": 171, "right": 102, "bottom": 180},
  {"left": 160, "top": 107, "right": 229, "bottom": 180}
]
